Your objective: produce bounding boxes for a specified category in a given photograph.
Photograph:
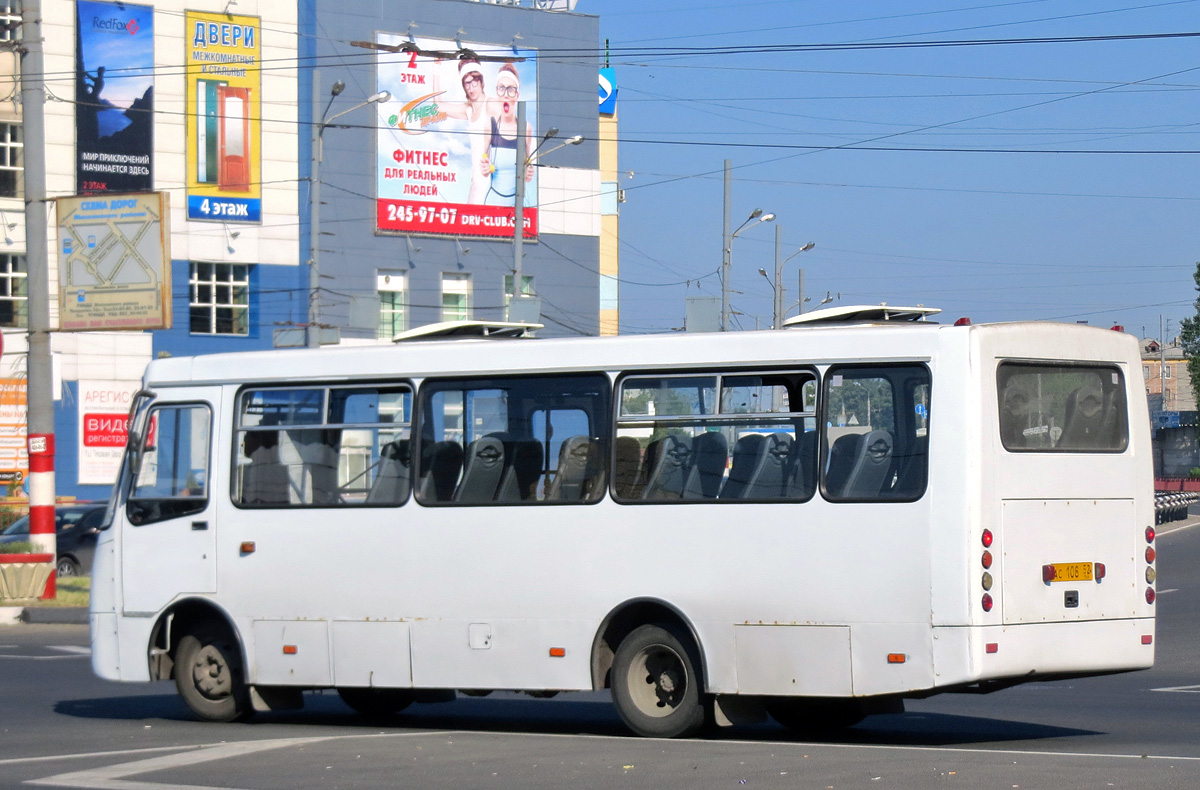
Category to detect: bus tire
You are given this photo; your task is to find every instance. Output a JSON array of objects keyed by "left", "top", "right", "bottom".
[
  {"left": 174, "top": 630, "right": 251, "bottom": 722},
  {"left": 766, "top": 697, "right": 866, "bottom": 734},
  {"left": 337, "top": 687, "right": 414, "bottom": 717},
  {"left": 612, "top": 622, "right": 707, "bottom": 738}
]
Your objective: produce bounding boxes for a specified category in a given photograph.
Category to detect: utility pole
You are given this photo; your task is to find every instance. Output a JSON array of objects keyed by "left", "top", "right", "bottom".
[
  {"left": 22, "top": 0, "right": 56, "bottom": 595},
  {"left": 720, "top": 159, "right": 731, "bottom": 331},
  {"left": 511, "top": 101, "right": 526, "bottom": 307},
  {"left": 772, "top": 224, "right": 783, "bottom": 330},
  {"left": 308, "top": 72, "right": 322, "bottom": 348}
]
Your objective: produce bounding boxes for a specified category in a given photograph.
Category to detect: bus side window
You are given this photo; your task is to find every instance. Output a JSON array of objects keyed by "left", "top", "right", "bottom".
[{"left": 128, "top": 404, "right": 211, "bottom": 525}]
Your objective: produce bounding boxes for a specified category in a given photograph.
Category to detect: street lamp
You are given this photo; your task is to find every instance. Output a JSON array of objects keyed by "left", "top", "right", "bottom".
[
  {"left": 721, "top": 208, "right": 775, "bottom": 331},
  {"left": 511, "top": 103, "right": 583, "bottom": 313},
  {"left": 769, "top": 226, "right": 815, "bottom": 329},
  {"left": 308, "top": 72, "right": 390, "bottom": 347}
]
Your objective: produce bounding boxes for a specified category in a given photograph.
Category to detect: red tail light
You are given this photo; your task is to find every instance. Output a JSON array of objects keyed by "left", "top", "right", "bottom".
[
  {"left": 1095, "top": 563, "right": 1106, "bottom": 580},
  {"left": 1146, "top": 547, "right": 1156, "bottom": 563},
  {"left": 981, "top": 550, "right": 993, "bottom": 569},
  {"left": 982, "top": 529, "right": 993, "bottom": 548},
  {"left": 1146, "top": 587, "right": 1156, "bottom": 604},
  {"left": 1146, "top": 526, "right": 1155, "bottom": 543},
  {"left": 982, "top": 593, "right": 994, "bottom": 612},
  {"left": 986, "top": 642, "right": 999, "bottom": 654},
  {"left": 1042, "top": 564, "right": 1056, "bottom": 583}
]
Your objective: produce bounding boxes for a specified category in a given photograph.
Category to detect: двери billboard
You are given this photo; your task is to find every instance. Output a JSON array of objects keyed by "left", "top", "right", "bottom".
[{"left": 375, "top": 35, "right": 540, "bottom": 239}]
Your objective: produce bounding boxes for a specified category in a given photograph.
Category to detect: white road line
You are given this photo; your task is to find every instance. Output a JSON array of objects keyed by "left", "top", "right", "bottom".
[
  {"left": 0, "top": 653, "right": 89, "bottom": 661},
  {"left": 1152, "top": 684, "right": 1200, "bottom": 693},
  {"left": 21, "top": 727, "right": 1200, "bottom": 790},
  {"left": 49, "top": 646, "right": 91, "bottom": 655},
  {"left": 1, "top": 747, "right": 202, "bottom": 767},
  {"left": 1159, "top": 588, "right": 1179, "bottom": 594},
  {"left": 24, "top": 733, "right": 460, "bottom": 790}
]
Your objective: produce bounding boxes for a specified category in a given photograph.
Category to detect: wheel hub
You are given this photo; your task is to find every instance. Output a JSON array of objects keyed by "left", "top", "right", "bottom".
[{"left": 191, "top": 645, "right": 231, "bottom": 700}]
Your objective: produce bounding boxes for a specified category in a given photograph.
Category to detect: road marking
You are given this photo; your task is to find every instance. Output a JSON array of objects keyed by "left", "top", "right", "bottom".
[
  {"left": 49, "top": 645, "right": 91, "bottom": 655},
  {"left": 20, "top": 727, "right": 1200, "bottom": 790},
  {"left": 0, "top": 653, "right": 89, "bottom": 661},
  {"left": 1, "top": 747, "right": 201, "bottom": 767},
  {"left": 1152, "top": 684, "right": 1200, "bottom": 693},
  {"left": 25, "top": 733, "right": 460, "bottom": 790},
  {"left": 1159, "top": 588, "right": 1179, "bottom": 594}
]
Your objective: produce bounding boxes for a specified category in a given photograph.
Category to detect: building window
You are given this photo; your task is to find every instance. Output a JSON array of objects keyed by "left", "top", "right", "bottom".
[
  {"left": 0, "top": 254, "right": 25, "bottom": 327},
  {"left": 502, "top": 274, "right": 535, "bottom": 306},
  {"left": 377, "top": 271, "right": 407, "bottom": 339},
  {"left": 1165, "top": 366, "right": 1172, "bottom": 379},
  {"left": 1143, "top": 365, "right": 1150, "bottom": 380},
  {"left": 0, "top": 3, "right": 17, "bottom": 42},
  {"left": 0, "top": 123, "right": 22, "bottom": 199},
  {"left": 441, "top": 273, "right": 472, "bottom": 322},
  {"left": 190, "top": 262, "right": 249, "bottom": 335}
]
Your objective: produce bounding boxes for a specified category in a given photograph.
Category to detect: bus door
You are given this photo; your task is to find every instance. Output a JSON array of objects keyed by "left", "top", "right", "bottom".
[{"left": 121, "top": 390, "right": 220, "bottom": 615}]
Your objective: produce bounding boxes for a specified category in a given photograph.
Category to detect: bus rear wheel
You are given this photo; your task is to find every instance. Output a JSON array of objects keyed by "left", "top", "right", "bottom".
[
  {"left": 337, "top": 687, "right": 414, "bottom": 717},
  {"left": 174, "top": 630, "right": 251, "bottom": 722},
  {"left": 766, "top": 697, "right": 867, "bottom": 734},
  {"left": 612, "top": 623, "right": 707, "bottom": 738}
]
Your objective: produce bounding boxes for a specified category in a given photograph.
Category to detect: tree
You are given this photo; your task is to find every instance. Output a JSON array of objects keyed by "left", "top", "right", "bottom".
[{"left": 1178, "top": 262, "right": 1200, "bottom": 408}]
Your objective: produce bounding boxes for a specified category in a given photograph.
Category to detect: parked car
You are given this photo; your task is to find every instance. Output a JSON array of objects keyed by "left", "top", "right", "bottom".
[{"left": 0, "top": 503, "right": 108, "bottom": 576}]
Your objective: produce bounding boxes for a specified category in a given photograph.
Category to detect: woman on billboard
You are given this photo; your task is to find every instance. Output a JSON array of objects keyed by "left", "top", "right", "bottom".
[
  {"left": 481, "top": 64, "right": 534, "bottom": 206},
  {"left": 437, "top": 59, "right": 494, "bottom": 204}
]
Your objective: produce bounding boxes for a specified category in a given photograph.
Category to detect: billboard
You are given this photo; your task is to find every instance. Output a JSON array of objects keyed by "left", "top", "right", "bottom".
[
  {"left": 56, "top": 192, "right": 172, "bottom": 331},
  {"left": 0, "top": 377, "right": 25, "bottom": 493},
  {"left": 375, "top": 35, "right": 539, "bottom": 239},
  {"left": 185, "top": 11, "right": 263, "bottom": 224},
  {"left": 75, "top": 0, "right": 154, "bottom": 194},
  {"left": 77, "top": 380, "right": 136, "bottom": 485}
]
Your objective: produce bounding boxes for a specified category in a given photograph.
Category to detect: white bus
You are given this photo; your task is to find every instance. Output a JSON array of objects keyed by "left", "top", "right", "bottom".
[{"left": 90, "top": 309, "right": 1156, "bottom": 738}]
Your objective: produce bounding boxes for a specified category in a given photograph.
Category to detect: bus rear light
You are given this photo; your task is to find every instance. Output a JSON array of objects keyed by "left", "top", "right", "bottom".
[
  {"left": 1146, "top": 587, "right": 1156, "bottom": 604},
  {"left": 1146, "top": 547, "right": 1156, "bottom": 564},
  {"left": 982, "top": 593, "right": 993, "bottom": 612},
  {"left": 981, "top": 572, "right": 993, "bottom": 591},
  {"left": 1142, "top": 635, "right": 1153, "bottom": 645},
  {"left": 283, "top": 645, "right": 298, "bottom": 655},
  {"left": 887, "top": 653, "right": 906, "bottom": 664},
  {"left": 982, "top": 529, "right": 993, "bottom": 548},
  {"left": 986, "top": 643, "right": 998, "bottom": 654},
  {"left": 981, "top": 550, "right": 993, "bottom": 569},
  {"left": 1146, "top": 567, "right": 1157, "bottom": 584},
  {"left": 1042, "top": 564, "right": 1055, "bottom": 583},
  {"left": 1146, "top": 526, "right": 1155, "bottom": 544},
  {"left": 1094, "top": 563, "right": 1106, "bottom": 580}
]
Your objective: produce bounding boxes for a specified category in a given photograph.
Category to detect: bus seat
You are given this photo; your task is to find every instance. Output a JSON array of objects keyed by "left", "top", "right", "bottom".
[
  {"left": 784, "top": 430, "right": 818, "bottom": 499},
  {"left": 641, "top": 434, "right": 693, "bottom": 500},
  {"left": 743, "top": 433, "right": 793, "bottom": 499},
  {"left": 295, "top": 429, "right": 341, "bottom": 505},
  {"left": 613, "top": 435, "right": 644, "bottom": 499},
  {"left": 418, "top": 440, "right": 465, "bottom": 502},
  {"left": 545, "top": 436, "right": 598, "bottom": 501},
  {"left": 890, "top": 434, "right": 927, "bottom": 499},
  {"left": 830, "top": 430, "right": 893, "bottom": 498},
  {"left": 495, "top": 438, "right": 544, "bottom": 502},
  {"left": 720, "top": 434, "right": 765, "bottom": 499},
  {"left": 241, "top": 432, "right": 289, "bottom": 505},
  {"left": 455, "top": 437, "right": 506, "bottom": 502},
  {"left": 1058, "top": 385, "right": 1105, "bottom": 449},
  {"left": 683, "top": 432, "right": 728, "bottom": 499},
  {"left": 365, "top": 440, "right": 410, "bottom": 505}
]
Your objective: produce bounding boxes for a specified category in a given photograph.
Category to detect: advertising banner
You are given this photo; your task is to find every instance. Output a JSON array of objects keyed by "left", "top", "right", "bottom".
[
  {"left": 56, "top": 192, "right": 171, "bottom": 331},
  {"left": 75, "top": 0, "right": 154, "bottom": 194},
  {"left": 0, "top": 378, "right": 25, "bottom": 493},
  {"left": 375, "top": 35, "right": 539, "bottom": 239},
  {"left": 184, "top": 11, "right": 263, "bottom": 223},
  {"left": 77, "top": 380, "right": 136, "bottom": 485}
]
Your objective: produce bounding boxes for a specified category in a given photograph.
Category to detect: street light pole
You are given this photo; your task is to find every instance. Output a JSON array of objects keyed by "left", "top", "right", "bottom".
[
  {"left": 722, "top": 208, "right": 775, "bottom": 331},
  {"left": 308, "top": 72, "right": 388, "bottom": 347},
  {"left": 771, "top": 232, "right": 815, "bottom": 328}
]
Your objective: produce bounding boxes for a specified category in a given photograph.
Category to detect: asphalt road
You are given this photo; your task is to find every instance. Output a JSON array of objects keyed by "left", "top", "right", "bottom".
[{"left": 4, "top": 521, "right": 1200, "bottom": 790}]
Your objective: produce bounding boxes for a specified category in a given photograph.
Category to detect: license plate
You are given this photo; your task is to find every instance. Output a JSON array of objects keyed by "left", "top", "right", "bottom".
[{"left": 1045, "top": 562, "right": 1093, "bottom": 583}]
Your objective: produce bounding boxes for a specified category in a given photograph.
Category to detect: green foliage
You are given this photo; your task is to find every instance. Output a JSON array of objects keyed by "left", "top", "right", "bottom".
[
  {"left": 1190, "top": 467, "right": 1200, "bottom": 479},
  {"left": 1178, "top": 262, "right": 1200, "bottom": 407},
  {"left": 0, "top": 541, "right": 38, "bottom": 554}
]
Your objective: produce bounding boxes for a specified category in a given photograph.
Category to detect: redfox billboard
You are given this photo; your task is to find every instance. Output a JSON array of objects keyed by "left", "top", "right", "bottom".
[{"left": 374, "top": 35, "right": 539, "bottom": 239}]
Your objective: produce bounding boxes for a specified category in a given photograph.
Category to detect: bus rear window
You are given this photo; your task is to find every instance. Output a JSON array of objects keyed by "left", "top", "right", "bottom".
[{"left": 997, "top": 363, "right": 1128, "bottom": 452}]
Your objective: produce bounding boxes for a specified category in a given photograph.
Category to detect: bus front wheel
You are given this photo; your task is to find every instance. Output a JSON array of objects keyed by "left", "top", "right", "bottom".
[
  {"left": 174, "top": 630, "right": 251, "bottom": 722},
  {"left": 612, "top": 623, "right": 707, "bottom": 738}
]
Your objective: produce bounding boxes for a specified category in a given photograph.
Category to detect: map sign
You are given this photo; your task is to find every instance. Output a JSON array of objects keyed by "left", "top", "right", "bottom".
[{"left": 56, "top": 192, "right": 171, "bottom": 331}]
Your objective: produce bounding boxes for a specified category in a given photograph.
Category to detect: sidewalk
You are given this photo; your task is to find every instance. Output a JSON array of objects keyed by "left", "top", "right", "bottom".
[{"left": 0, "top": 606, "right": 88, "bottom": 625}]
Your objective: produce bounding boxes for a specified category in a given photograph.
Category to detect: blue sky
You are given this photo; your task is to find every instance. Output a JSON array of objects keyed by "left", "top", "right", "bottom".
[{"left": 582, "top": 0, "right": 1200, "bottom": 339}]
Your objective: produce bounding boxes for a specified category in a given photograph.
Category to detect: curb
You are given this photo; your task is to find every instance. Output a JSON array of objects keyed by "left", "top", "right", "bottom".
[{"left": 0, "top": 606, "right": 89, "bottom": 625}]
